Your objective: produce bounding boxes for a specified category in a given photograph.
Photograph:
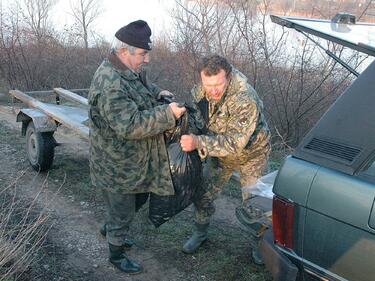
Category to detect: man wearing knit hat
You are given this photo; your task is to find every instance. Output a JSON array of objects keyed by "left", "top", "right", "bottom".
[{"left": 88, "top": 20, "right": 186, "bottom": 274}]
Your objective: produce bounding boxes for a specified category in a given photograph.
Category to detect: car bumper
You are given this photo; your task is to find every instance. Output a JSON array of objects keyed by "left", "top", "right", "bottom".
[{"left": 260, "top": 229, "right": 298, "bottom": 281}]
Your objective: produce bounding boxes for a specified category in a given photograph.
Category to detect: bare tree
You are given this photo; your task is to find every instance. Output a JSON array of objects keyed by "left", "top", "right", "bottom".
[
  {"left": 0, "top": 0, "right": 102, "bottom": 92},
  {"left": 18, "top": 0, "right": 57, "bottom": 42},
  {"left": 69, "top": 0, "right": 103, "bottom": 49},
  {"left": 169, "top": 0, "right": 366, "bottom": 149}
]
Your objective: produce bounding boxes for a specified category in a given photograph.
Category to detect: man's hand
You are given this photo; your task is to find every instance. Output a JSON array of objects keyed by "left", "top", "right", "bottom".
[
  {"left": 158, "top": 90, "right": 175, "bottom": 101},
  {"left": 180, "top": 134, "right": 199, "bottom": 152},
  {"left": 169, "top": 102, "right": 186, "bottom": 119}
]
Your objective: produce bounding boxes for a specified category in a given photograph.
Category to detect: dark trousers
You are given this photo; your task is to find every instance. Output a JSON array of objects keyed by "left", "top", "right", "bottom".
[{"left": 101, "top": 191, "right": 136, "bottom": 246}]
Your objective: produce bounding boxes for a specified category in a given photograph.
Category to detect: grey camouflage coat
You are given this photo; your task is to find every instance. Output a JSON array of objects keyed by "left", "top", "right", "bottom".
[{"left": 88, "top": 53, "right": 176, "bottom": 195}]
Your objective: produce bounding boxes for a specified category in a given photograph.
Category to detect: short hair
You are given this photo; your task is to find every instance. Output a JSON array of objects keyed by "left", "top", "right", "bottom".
[
  {"left": 198, "top": 55, "right": 232, "bottom": 77},
  {"left": 111, "top": 37, "right": 136, "bottom": 54}
]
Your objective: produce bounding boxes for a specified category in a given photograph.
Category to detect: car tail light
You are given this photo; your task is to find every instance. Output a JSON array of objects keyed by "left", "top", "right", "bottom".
[{"left": 272, "top": 196, "right": 294, "bottom": 249}]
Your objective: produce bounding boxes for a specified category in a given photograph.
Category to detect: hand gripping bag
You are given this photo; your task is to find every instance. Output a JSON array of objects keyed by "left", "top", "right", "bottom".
[{"left": 149, "top": 112, "right": 203, "bottom": 227}]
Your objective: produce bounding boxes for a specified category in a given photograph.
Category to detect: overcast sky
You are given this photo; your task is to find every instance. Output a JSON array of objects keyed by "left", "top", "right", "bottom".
[{"left": 52, "top": 0, "right": 175, "bottom": 42}]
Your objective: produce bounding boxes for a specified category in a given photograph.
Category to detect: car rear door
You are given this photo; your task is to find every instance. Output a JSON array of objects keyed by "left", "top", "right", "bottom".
[{"left": 303, "top": 166, "right": 375, "bottom": 281}]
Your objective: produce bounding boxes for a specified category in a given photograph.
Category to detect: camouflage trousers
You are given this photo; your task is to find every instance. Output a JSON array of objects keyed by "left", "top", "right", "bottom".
[
  {"left": 101, "top": 190, "right": 149, "bottom": 246},
  {"left": 193, "top": 147, "right": 270, "bottom": 225}
]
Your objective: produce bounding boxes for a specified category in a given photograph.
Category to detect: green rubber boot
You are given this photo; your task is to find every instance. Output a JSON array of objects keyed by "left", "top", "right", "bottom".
[
  {"left": 108, "top": 244, "right": 142, "bottom": 274},
  {"left": 182, "top": 223, "right": 209, "bottom": 254},
  {"left": 100, "top": 224, "right": 134, "bottom": 249},
  {"left": 251, "top": 246, "right": 264, "bottom": 265},
  {"left": 99, "top": 224, "right": 107, "bottom": 237}
]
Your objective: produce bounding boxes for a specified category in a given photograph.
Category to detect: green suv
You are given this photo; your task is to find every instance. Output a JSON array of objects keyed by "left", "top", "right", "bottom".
[{"left": 260, "top": 14, "right": 375, "bottom": 281}]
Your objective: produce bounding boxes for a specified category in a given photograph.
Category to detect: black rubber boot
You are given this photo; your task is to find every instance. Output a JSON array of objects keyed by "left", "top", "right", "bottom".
[
  {"left": 182, "top": 223, "right": 209, "bottom": 254},
  {"left": 109, "top": 244, "right": 142, "bottom": 274},
  {"left": 100, "top": 224, "right": 134, "bottom": 249}
]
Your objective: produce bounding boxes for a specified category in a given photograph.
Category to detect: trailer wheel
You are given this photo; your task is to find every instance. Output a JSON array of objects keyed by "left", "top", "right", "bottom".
[{"left": 26, "top": 121, "right": 55, "bottom": 171}]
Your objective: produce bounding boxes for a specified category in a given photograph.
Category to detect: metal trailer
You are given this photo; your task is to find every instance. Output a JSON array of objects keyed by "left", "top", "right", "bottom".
[{"left": 8, "top": 88, "right": 89, "bottom": 171}]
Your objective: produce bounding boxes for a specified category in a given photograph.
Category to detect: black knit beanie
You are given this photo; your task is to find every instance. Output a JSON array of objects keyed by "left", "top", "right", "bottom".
[{"left": 115, "top": 20, "right": 152, "bottom": 50}]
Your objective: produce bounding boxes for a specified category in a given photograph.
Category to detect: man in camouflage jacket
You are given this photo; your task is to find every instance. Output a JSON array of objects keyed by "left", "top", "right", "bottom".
[
  {"left": 180, "top": 55, "right": 270, "bottom": 263},
  {"left": 88, "top": 20, "right": 185, "bottom": 274}
]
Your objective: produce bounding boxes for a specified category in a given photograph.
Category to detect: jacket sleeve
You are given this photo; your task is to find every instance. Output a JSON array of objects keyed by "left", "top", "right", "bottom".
[
  {"left": 99, "top": 85, "right": 176, "bottom": 140},
  {"left": 196, "top": 93, "right": 259, "bottom": 158},
  {"left": 188, "top": 85, "right": 208, "bottom": 134},
  {"left": 149, "top": 82, "right": 162, "bottom": 97}
]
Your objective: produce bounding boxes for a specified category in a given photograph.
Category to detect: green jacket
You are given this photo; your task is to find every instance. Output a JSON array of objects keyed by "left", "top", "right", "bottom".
[
  {"left": 88, "top": 53, "right": 176, "bottom": 195},
  {"left": 191, "top": 68, "right": 271, "bottom": 165}
]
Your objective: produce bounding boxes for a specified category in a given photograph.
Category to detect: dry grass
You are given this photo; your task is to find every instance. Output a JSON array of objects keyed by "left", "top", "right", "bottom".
[{"left": 0, "top": 170, "right": 54, "bottom": 281}]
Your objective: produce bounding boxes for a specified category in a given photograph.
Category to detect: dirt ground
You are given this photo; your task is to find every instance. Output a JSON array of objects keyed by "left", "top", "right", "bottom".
[{"left": 0, "top": 93, "right": 272, "bottom": 281}]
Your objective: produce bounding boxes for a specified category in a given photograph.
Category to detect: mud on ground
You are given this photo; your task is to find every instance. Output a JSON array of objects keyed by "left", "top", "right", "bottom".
[{"left": 0, "top": 94, "right": 271, "bottom": 281}]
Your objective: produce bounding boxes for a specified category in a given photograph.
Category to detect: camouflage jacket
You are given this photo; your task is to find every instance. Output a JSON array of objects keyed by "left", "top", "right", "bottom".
[
  {"left": 191, "top": 68, "right": 271, "bottom": 166},
  {"left": 88, "top": 53, "right": 176, "bottom": 195}
]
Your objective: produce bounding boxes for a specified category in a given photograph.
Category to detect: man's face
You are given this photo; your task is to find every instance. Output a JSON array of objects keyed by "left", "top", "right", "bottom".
[
  {"left": 200, "top": 69, "right": 228, "bottom": 101},
  {"left": 120, "top": 47, "right": 150, "bottom": 72}
]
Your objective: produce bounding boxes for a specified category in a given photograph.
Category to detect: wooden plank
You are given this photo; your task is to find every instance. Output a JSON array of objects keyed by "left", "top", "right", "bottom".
[
  {"left": 54, "top": 88, "right": 88, "bottom": 106},
  {"left": 9, "top": 90, "right": 89, "bottom": 139},
  {"left": 24, "top": 89, "right": 88, "bottom": 95},
  {"left": 25, "top": 90, "right": 54, "bottom": 95}
]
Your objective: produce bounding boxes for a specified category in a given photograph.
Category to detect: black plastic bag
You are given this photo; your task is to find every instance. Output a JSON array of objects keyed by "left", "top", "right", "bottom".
[
  {"left": 149, "top": 112, "right": 203, "bottom": 227},
  {"left": 135, "top": 192, "right": 149, "bottom": 211}
]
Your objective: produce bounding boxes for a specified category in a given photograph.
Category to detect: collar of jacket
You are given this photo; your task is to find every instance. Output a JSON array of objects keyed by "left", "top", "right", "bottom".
[
  {"left": 108, "top": 52, "right": 139, "bottom": 81},
  {"left": 226, "top": 68, "right": 249, "bottom": 95}
]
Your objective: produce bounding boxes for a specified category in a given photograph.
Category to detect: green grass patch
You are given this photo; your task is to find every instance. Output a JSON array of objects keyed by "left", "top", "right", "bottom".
[
  {"left": 0, "top": 121, "right": 97, "bottom": 202},
  {"left": 48, "top": 154, "right": 94, "bottom": 201},
  {"left": 128, "top": 207, "right": 271, "bottom": 281}
]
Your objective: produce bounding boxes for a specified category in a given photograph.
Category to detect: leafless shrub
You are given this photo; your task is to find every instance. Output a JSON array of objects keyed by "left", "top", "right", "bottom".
[{"left": 0, "top": 170, "right": 58, "bottom": 281}]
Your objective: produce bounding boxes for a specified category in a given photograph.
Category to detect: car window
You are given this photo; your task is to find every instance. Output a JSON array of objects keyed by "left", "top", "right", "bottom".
[{"left": 270, "top": 15, "right": 375, "bottom": 56}]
